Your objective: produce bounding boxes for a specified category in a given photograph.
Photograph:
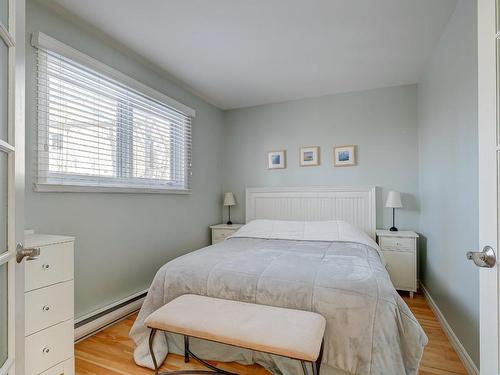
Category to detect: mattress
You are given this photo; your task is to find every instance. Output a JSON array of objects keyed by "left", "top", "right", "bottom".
[{"left": 130, "top": 220, "right": 427, "bottom": 375}]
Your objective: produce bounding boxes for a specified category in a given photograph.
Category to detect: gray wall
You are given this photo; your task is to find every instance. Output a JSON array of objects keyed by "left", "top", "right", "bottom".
[
  {"left": 418, "top": 0, "right": 479, "bottom": 366},
  {"left": 25, "top": 1, "right": 224, "bottom": 318},
  {"left": 223, "top": 85, "right": 420, "bottom": 230}
]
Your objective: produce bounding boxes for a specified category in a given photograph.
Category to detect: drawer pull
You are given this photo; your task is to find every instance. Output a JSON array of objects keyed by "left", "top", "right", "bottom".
[
  {"left": 42, "top": 347, "right": 50, "bottom": 354},
  {"left": 42, "top": 264, "right": 50, "bottom": 270},
  {"left": 42, "top": 305, "right": 50, "bottom": 312}
]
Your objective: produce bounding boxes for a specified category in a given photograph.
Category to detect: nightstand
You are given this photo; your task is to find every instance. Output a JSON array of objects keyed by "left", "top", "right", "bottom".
[
  {"left": 376, "top": 230, "right": 419, "bottom": 298},
  {"left": 210, "top": 224, "right": 244, "bottom": 245}
]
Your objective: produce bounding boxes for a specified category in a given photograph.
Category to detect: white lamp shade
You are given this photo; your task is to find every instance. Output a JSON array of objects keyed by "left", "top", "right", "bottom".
[
  {"left": 385, "top": 191, "right": 402, "bottom": 208},
  {"left": 223, "top": 192, "right": 236, "bottom": 206}
]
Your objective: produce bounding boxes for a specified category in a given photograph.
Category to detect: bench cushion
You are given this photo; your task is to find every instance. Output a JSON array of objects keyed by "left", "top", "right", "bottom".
[{"left": 145, "top": 294, "right": 326, "bottom": 362}]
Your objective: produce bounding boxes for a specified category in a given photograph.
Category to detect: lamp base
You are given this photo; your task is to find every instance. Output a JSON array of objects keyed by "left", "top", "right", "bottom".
[
  {"left": 389, "top": 226, "right": 398, "bottom": 232},
  {"left": 226, "top": 220, "right": 233, "bottom": 225}
]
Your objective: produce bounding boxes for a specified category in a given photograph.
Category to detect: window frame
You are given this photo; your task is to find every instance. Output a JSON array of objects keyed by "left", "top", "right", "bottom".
[{"left": 32, "top": 32, "right": 195, "bottom": 194}]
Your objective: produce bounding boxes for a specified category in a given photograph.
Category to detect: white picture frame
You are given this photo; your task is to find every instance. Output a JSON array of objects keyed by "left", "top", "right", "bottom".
[
  {"left": 267, "top": 150, "right": 286, "bottom": 169},
  {"left": 299, "top": 146, "right": 320, "bottom": 167},
  {"left": 333, "top": 145, "right": 357, "bottom": 167}
]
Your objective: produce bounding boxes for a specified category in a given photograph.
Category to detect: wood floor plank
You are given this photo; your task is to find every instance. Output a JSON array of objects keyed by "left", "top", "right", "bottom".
[{"left": 75, "top": 293, "right": 468, "bottom": 374}]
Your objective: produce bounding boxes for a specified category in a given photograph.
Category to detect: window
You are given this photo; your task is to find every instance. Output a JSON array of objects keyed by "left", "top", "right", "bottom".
[{"left": 34, "top": 33, "right": 194, "bottom": 193}]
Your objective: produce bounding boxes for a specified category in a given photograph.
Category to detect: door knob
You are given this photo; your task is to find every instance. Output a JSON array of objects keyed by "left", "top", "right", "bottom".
[
  {"left": 466, "top": 246, "right": 496, "bottom": 268},
  {"left": 16, "top": 243, "right": 41, "bottom": 263}
]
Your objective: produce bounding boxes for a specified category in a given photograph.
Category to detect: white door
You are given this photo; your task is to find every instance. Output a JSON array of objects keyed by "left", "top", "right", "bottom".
[
  {"left": 474, "top": 0, "right": 500, "bottom": 374},
  {"left": 0, "top": 0, "right": 25, "bottom": 374}
]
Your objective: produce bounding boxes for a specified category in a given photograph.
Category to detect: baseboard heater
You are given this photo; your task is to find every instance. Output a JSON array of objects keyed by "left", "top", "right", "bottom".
[{"left": 74, "top": 289, "right": 148, "bottom": 342}]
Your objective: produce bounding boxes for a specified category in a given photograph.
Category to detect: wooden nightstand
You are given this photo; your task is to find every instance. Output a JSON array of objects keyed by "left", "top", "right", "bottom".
[
  {"left": 376, "top": 230, "right": 419, "bottom": 298},
  {"left": 210, "top": 224, "right": 244, "bottom": 245}
]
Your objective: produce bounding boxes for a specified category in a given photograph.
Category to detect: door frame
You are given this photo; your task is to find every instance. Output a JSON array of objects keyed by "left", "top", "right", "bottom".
[
  {"left": 478, "top": 0, "right": 499, "bottom": 374},
  {"left": 0, "top": 0, "right": 18, "bottom": 374},
  {"left": 13, "top": 0, "right": 25, "bottom": 373},
  {"left": 0, "top": 0, "right": 25, "bottom": 374}
]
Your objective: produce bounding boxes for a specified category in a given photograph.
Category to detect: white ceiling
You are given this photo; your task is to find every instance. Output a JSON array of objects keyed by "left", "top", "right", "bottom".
[{"left": 40, "top": 0, "right": 457, "bottom": 110}]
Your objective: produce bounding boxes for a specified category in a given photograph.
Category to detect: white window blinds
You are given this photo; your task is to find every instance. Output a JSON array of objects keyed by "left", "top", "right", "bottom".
[{"left": 34, "top": 33, "right": 194, "bottom": 193}]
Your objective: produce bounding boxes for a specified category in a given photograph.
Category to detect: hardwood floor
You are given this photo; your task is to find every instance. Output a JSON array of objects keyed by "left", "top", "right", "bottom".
[
  {"left": 75, "top": 293, "right": 467, "bottom": 375},
  {"left": 402, "top": 294, "right": 468, "bottom": 375}
]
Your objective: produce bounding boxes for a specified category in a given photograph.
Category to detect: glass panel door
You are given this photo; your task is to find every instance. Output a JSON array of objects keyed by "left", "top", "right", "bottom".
[
  {"left": 0, "top": 153, "right": 7, "bottom": 256},
  {"left": 0, "top": 29, "right": 8, "bottom": 374},
  {"left": 497, "top": 0, "right": 500, "bottom": 34},
  {"left": 497, "top": 0, "right": 500, "bottom": 143},
  {"left": 0, "top": 264, "right": 7, "bottom": 366},
  {"left": 0, "top": 39, "right": 8, "bottom": 142},
  {"left": 0, "top": 0, "right": 6, "bottom": 29}
]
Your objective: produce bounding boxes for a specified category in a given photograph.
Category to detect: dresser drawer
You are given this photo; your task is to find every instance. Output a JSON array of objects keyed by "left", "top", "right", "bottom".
[
  {"left": 212, "top": 229, "right": 233, "bottom": 244},
  {"left": 39, "top": 358, "right": 74, "bottom": 375},
  {"left": 379, "top": 236, "right": 414, "bottom": 252},
  {"left": 25, "top": 242, "right": 74, "bottom": 292},
  {"left": 25, "top": 320, "right": 74, "bottom": 375},
  {"left": 25, "top": 281, "right": 74, "bottom": 336}
]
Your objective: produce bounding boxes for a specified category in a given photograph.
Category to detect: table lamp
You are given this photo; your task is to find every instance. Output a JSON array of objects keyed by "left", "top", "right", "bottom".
[
  {"left": 223, "top": 192, "right": 236, "bottom": 225},
  {"left": 385, "top": 191, "right": 402, "bottom": 231}
]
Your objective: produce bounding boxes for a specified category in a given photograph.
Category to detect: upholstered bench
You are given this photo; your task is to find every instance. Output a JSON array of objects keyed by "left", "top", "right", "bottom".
[{"left": 145, "top": 294, "right": 326, "bottom": 375}]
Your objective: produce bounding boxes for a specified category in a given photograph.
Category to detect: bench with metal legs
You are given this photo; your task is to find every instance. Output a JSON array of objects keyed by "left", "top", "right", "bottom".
[
  {"left": 144, "top": 295, "right": 326, "bottom": 375},
  {"left": 148, "top": 329, "right": 324, "bottom": 375}
]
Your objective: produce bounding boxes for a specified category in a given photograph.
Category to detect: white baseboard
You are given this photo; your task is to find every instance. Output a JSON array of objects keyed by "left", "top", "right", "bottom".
[
  {"left": 74, "top": 289, "right": 148, "bottom": 342},
  {"left": 420, "top": 283, "right": 479, "bottom": 375}
]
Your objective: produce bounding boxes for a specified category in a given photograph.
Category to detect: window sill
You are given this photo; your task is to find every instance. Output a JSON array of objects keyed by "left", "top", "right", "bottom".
[{"left": 33, "top": 183, "right": 192, "bottom": 195}]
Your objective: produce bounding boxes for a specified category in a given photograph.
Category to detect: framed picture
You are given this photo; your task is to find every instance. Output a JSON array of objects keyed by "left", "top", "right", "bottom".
[
  {"left": 299, "top": 146, "right": 320, "bottom": 167},
  {"left": 267, "top": 150, "right": 286, "bottom": 169},
  {"left": 333, "top": 145, "right": 357, "bottom": 167}
]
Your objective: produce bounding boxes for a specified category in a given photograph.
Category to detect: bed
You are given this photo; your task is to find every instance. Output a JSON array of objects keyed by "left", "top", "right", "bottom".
[{"left": 130, "top": 187, "right": 428, "bottom": 375}]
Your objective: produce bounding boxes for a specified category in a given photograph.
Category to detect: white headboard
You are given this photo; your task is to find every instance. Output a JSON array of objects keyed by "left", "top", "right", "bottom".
[{"left": 245, "top": 186, "right": 377, "bottom": 239}]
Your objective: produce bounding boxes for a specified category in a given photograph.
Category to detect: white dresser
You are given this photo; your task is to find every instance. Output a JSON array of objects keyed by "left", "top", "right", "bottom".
[{"left": 24, "top": 233, "right": 75, "bottom": 375}]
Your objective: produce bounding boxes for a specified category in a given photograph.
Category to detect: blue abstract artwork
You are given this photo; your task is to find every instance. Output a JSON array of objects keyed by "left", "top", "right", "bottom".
[{"left": 338, "top": 151, "right": 350, "bottom": 161}]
